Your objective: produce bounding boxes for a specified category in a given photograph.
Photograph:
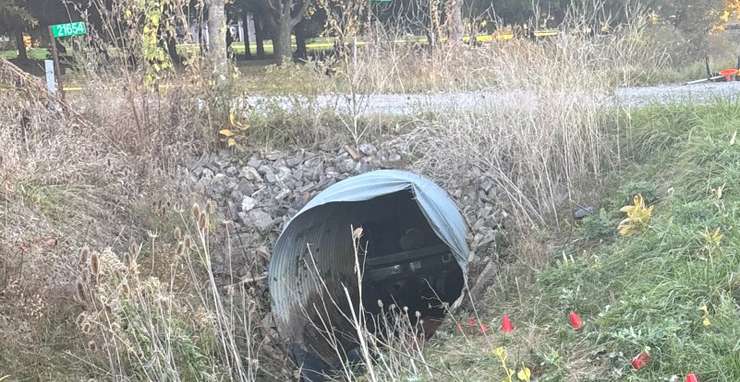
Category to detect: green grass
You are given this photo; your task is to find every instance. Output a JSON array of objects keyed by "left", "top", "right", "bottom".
[
  {"left": 631, "top": 57, "right": 740, "bottom": 86},
  {"left": 0, "top": 47, "right": 50, "bottom": 60},
  {"left": 426, "top": 102, "right": 740, "bottom": 381}
]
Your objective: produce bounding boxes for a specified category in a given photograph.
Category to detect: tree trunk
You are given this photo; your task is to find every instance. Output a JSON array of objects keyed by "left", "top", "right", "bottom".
[
  {"left": 15, "top": 31, "right": 28, "bottom": 61},
  {"left": 255, "top": 17, "right": 265, "bottom": 58},
  {"left": 166, "top": 31, "right": 181, "bottom": 66},
  {"left": 207, "top": 0, "right": 228, "bottom": 85},
  {"left": 446, "top": 0, "right": 463, "bottom": 43},
  {"left": 273, "top": 14, "right": 292, "bottom": 64},
  {"left": 242, "top": 9, "right": 252, "bottom": 59},
  {"left": 294, "top": 24, "right": 307, "bottom": 61},
  {"left": 199, "top": 23, "right": 205, "bottom": 55},
  {"left": 426, "top": 0, "right": 440, "bottom": 52}
]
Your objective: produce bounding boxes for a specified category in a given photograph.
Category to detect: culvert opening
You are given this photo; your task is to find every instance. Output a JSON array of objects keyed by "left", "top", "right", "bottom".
[
  {"left": 269, "top": 170, "right": 469, "bottom": 380},
  {"left": 357, "top": 191, "right": 464, "bottom": 323}
]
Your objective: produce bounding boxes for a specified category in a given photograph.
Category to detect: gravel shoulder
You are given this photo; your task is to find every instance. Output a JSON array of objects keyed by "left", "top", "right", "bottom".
[{"left": 246, "top": 81, "right": 740, "bottom": 116}]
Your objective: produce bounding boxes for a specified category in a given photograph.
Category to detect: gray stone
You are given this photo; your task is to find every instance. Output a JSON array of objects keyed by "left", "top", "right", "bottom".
[
  {"left": 201, "top": 168, "right": 214, "bottom": 180},
  {"left": 226, "top": 178, "right": 238, "bottom": 191},
  {"left": 259, "top": 165, "right": 277, "bottom": 183},
  {"left": 282, "top": 177, "right": 299, "bottom": 190},
  {"left": 277, "top": 166, "right": 292, "bottom": 181},
  {"left": 475, "top": 230, "right": 496, "bottom": 249},
  {"left": 574, "top": 206, "right": 594, "bottom": 220},
  {"left": 265, "top": 151, "right": 281, "bottom": 161},
  {"left": 230, "top": 189, "right": 244, "bottom": 203},
  {"left": 193, "top": 180, "right": 207, "bottom": 195},
  {"left": 358, "top": 143, "right": 377, "bottom": 156},
  {"left": 247, "top": 157, "right": 262, "bottom": 168},
  {"left": 265, "top": 172, "right": 277, "bottom": 183},
  {"left": 292, "top": 168, "right": 304, "bottom": 181},
  {"left": 239, "top": 166, "right": 262, "bottom": 182},
  {"left": 337, "top": 151, "right": 350, "bottom": 160},
  {"left": 275, "top": 189, "right": 290, "bottom": 201},
  {"left": 237, "top": 180, "right": 255, "bottom": 196},
  {"left": 240, "top": 209, "right": 274, "bottom": 232},
  {"left": 241, "top": 196, "right": 257, "bottom": 212},
  {"left": 309, "top": 163, "right": 324, "bottom": 181},
  {"left": 357, "top": 161, "right": 372, "bottom": 173},
  {"left": 225, "top": 166, "right": 239, "bottom": 177},
  {"left": 481, "top": 180, "right": 494, "bottom": 193},
  {"left": 339, "top": 158, "right": 356, "bottom": 173},
  {"left": 210, "top": 173, "right": 228, "bottom": 195},
  {"left": 286, "top": 153, "right": 304, "bottom": 167}
]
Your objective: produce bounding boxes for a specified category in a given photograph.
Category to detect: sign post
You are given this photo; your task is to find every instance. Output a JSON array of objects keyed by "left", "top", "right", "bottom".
[
  {"left": 44, "top": 59, "right": 57, "bottom": 94},
  {"left": 47, "top": 21, "right": 88, "bottom": 100},
  {"left": 48, "top": 26, "right": 65, "bottom": 101}
]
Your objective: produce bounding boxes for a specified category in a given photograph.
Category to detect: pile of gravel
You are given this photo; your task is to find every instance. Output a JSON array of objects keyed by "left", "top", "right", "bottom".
[{"left": 184, "top": 140, "right": 506, "bottom": 288}]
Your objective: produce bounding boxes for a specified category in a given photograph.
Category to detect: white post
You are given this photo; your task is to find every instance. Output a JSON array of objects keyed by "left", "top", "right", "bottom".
[{"left": 44, "top": 59, "right": 57, "bottom": 94}]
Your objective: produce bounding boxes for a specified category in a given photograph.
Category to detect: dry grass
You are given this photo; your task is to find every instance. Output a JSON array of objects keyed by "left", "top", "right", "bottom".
[
  {"left": 0, "top": 72, "right": 289, "bottom": 377},
  {"left": 400, "top": 29, "right": 649, "bottom": 230},
  {"left": 277, "top": 10, "right": 677, "bottom": 381},
  {"left": 0, "top": 2, "right": 706, "bottom": 381},
  {"left": 72, "top": 205, "right": 290, "bottom": 381},
  {"left": 0, "top": 55, "right": 223, "bottom": 378},
  {"left": 324, "top": 6, "right": 663, "bottom": 94}
]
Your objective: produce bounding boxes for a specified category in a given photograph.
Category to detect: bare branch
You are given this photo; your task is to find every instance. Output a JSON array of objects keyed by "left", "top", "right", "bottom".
[
  {"left": 266, "top": 0, "right": 283, "bottom": 15},
  {"left": 290, "top": 0, "right": 311, "bottom": 27}
]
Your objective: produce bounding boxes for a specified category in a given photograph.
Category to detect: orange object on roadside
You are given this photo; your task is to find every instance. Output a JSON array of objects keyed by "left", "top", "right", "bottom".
[{"left": 719, "top": 68, "right": 738, "bottom": 81}]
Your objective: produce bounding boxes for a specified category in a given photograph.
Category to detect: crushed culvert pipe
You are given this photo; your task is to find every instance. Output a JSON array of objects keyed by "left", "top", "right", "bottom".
[{"left": 269, "top": 170, "right": 470, "bottom": 380}]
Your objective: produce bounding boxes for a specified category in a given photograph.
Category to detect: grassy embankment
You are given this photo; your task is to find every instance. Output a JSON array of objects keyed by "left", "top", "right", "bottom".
[{"left": 423, "top": 102, "right": 739, "bottom": 382}]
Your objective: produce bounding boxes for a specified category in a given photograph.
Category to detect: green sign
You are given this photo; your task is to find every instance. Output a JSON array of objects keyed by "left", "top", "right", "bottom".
[{"left": 50, "top": 22, "right": 87, "bottom": 38}]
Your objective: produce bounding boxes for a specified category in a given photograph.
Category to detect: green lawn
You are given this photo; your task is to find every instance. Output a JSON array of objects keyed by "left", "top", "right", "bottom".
[
  {"left": 0, "top": 47, "right": 50, "bottom": 60},
  {"left": 426, "top": 102, "right": 740, "bottom": 381},
  {"left": 0, "top": 34, "right": 466, "bottom": 63}
]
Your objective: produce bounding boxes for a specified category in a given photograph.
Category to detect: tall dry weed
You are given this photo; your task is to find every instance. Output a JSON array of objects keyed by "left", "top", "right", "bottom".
[
  {"left": 0, "top": 0, "right": 224, "bottom": 376},
  {"left": 73, "top": 206, "right": 290, "bottom": 381},
  {"left": 395, "top": 16, "right": 662, "bottom": 229},
  {"left": 340, "top": 2, "right": 664, "bottom": 92}
]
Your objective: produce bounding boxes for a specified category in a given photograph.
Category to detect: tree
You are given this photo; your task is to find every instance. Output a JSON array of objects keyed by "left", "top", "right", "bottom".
[
  {"left": 650, "top": 0, "right": 725, "bottom": 55},
  {"left": 235, "top": 0, "right": 269, "bottom": 58},
  {"left": 207, "top": 0, "right": 228, "bottom": 84},
  {"left": 254, "top": 15, "right": 266, "bottom": 57},
  {"left": 715, "top": 0, "right": 740, "bottom": 30},
  {"left": 240, "top": 6, "right": 252, "bottom": 58},
  {"left": 294, "top": 7, "right": 324, "bottom": 60},
  {"left": 446, "top": 0, "right": 463, "bottom": 42},
  {"left": 0, "top": 0, "right": 38, "bottom": 60},
  {"left": 263, "top": 0, "right": 310, "bottom": 63}
]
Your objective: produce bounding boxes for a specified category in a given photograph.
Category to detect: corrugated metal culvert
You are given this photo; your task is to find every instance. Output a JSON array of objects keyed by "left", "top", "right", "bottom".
[{"left": 269, "top": 170, "right": 470, "bottom": 380}]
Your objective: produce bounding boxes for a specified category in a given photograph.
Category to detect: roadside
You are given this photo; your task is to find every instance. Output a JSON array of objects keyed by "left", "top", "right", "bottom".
[
  {"left": 418, "top": 102, "right": 740, "bottom": 381},
  {"left": 3, "top": 25, "right": 738, "bottom": 381},
  {"left": 242, "top": 81, "right": 740, "bottom": 116}
]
